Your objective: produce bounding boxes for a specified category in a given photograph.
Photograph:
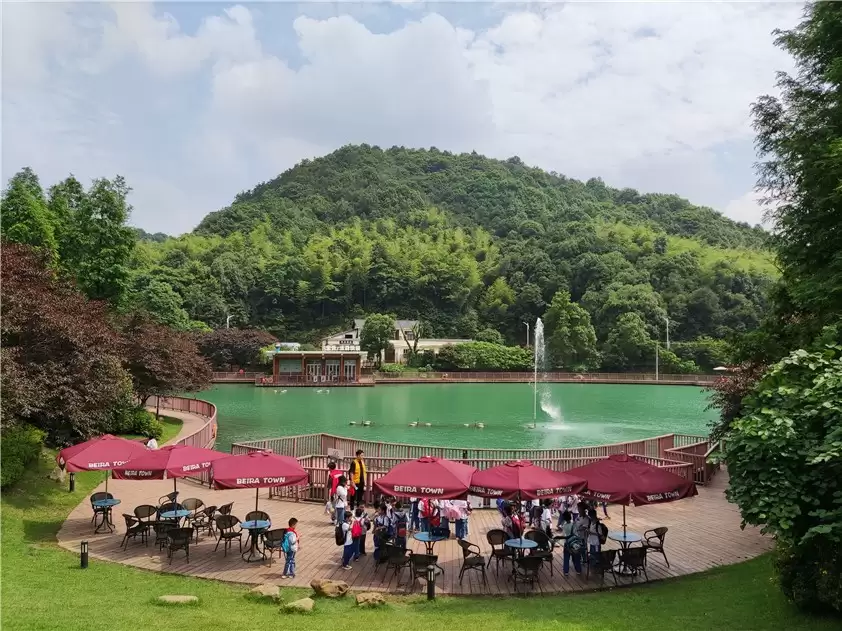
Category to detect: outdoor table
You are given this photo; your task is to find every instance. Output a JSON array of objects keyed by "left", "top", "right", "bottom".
[
  {"left": 241, "top": 519, "right": 271, "bottom": 563},
  {"left": 609, "top": 530, "right": 642, "bottom": 576},
  {"left": 413, "top": 531, "right": 447, "bottom": 574},
  {"left": 505, "top": 538, "right": 538, "bottom": 582},
  {"left": 92, "top": 498, "right": 121, "bottom": 534},
  {"left": 159, "top": 509, "right": 191, "bottom": 527}
]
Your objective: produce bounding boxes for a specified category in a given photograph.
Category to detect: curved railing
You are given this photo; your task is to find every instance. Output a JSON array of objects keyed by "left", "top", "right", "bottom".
[
  {"left": 371, "top": 371, "right": 719, "bottom": 385},
  {"left": 149, "top": 395, "right": 217, "bottom": 484},
  {"left": 232, "top": 431, "right": 722, "bottom": 504}
]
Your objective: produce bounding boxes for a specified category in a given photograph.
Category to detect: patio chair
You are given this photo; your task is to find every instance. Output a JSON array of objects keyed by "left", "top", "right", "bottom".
[
  {"left": 153, "top": 521, "right": 176, "bottom": 550},
  {"left": 214, "top": 515, "right": 243, "bottom": 556},
  {"left": 457, "top": 539, "right": 488, "bottom": 586},
  {"left": 133, "top": 504, "right": 158, "bottom": 526},
  {"left": 244, "top": 510, "right": 271, "bottom": 547},
  {"left": 90, "top": 492, "right": 114, "bottom": 524},
  {"left": 486, "top": 529, "right": 515, "bottom": 576},
  {"left": 158, "top": 491, "right": 179, "bottom": 506},
  {"left": 379, "top": 543, "right": 412, "bottom": 585},
  {"left": 190, "top": 505, "right": 217, "bottom": 541},
  {"left": 158, "top": 502, "right": 184, "bottom": 523},
  {"left": 217, "top": 502, "right": 234, "bottom": 516},
  {"left": 513, "top": 556, "right": 543, "bottom": 590},
  {"left": 181, "top": 497, "right": 204, "bottom": 517},
  {"left": 641, "top": 527, "right": 669, "bottom": 567},
  {"left": 409, "top": 553, "right": 442, "bottom": 592},
  {"left": 120, "top": 514, "right": 149, "bottom": 549},
  {"left": 524, "top": 529, "right": 555, "bottom": 576},
  {"left": 166, "top": 527, "right": 194, "bottom": 564},
  {"left": 262, "top": 528, "right": 288, "bottom": 566},
  {"left": 619, "top": 547, "right": 649, "bottom": 582},
  {"left": 588, "top": 549, "right": 619, "bottom": 585}
]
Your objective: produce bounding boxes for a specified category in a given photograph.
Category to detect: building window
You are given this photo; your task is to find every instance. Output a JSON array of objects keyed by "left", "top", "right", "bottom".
[{"left": 345, "top": 334, "right": 353, "bottom": 339}]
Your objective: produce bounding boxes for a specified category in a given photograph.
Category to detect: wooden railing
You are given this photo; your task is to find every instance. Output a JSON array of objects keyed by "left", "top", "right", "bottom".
[
  {"left": 231, "top": 431, "right": 718, "bottom": 504},
  {"left": 372, "top": 371, "right": 719, "bottom": 385},
  {"left": 212, "top": 372, "right": 266, "bottom": 382},
  {"left": 150, "top": 395, "right": 217, "bottom": 484}
]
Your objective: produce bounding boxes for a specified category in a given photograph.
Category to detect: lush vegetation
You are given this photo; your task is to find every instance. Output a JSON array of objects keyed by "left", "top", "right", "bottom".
[
  {"left": 3, "top": 452, "right": 839, "bottom": 631},
  {"left": 710, "top": 3, "right": 842, "bottom": 615},
  {"left": 90, "top": 144, "right": 778, "bottom": 372}
]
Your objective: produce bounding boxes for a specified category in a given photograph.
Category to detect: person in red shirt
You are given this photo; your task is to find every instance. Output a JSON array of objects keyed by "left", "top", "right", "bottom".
[{"left": 325, "top": 462, "right": 344, "bottom": 523}]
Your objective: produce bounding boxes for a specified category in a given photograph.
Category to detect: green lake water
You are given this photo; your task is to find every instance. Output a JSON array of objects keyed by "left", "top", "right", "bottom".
[{"left": 204, "top": 383, "right": 717, "bottom": 452}]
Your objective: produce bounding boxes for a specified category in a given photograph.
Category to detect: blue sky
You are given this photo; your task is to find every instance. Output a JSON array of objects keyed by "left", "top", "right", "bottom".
[{"left": 2, "top": 2, "right": 803, "bottom": 234}]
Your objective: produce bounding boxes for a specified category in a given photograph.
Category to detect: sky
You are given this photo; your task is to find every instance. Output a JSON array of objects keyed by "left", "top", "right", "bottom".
[{"left": 1, "top": 1, "right": 804, "bottom": 235}]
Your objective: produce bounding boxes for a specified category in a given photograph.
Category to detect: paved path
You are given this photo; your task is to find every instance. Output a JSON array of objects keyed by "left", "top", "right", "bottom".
[{"left": 57, "top": 467, "right": 771, "bottom": 595}]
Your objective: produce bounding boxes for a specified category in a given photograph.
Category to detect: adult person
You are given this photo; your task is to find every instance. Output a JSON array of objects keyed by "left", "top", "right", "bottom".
[
  {"left": 145, "top": 435, "right": 159, "bottom": 450},
  {"left": 348, "top": 450, "right": 367, "bottom": 509}
]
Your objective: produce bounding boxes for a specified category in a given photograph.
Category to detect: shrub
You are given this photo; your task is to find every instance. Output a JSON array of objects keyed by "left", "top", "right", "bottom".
[
  {"left": 776, "top": 538, "right": 842, "bottom": 614},
  {"left": 106, "top": 407, "right": 164, "bottom": 440},
  {"left": 1, "top": 424, "right": 46, "bottom": 488},
  {"left": 378, "top": 363, "right": 405, "bottom": 373}
]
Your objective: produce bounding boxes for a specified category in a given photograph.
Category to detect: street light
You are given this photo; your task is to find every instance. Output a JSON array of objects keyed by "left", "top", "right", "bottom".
[
  {"left": 664, "top": 315, "right": 670, "bottom": 350},
  {"left": 226, "top": 314, "right": 233, "bottom": 329},
  {"left": 523, "top": 321, "right": 530, "bottom": 348}
]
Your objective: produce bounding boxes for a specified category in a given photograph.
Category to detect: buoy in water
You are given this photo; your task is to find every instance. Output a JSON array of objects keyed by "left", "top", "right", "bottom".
[
  {"left": 362, "top": 421, "right": 371, "bottom": 427},
  {"left": 424, "top": 423, "right": 432, "bottom": 427},
  {"left": 409, "top": 422, "right": 418, "bottom": 427},
  {"left": 349, "top": 421, "right": 357, "bottom": 426},
  {"left": 476, "top": 422, "right": 485, "bottom": 429}
]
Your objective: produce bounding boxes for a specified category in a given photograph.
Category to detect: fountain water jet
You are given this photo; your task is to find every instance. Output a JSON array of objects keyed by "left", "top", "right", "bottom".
[{"left": 533, "top": 317, "right": 563, "bottom": 425}]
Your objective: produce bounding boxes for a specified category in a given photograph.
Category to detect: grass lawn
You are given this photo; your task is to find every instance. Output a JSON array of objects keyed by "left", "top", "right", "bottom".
[
  {"left": 2, "top": 453, "right": 837, "bottom": 631},
  {"left": 120, "top": 414, "right": 183, "bottom": 445}
]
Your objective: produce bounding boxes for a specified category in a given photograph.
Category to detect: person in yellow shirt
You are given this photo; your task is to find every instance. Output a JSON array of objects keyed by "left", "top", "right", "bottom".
[{"left": 348, "top": 450, "right": 367, "bottom": 509}]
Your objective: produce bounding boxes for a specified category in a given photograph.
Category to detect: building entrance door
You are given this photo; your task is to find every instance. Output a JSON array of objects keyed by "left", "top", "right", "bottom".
[
  {"left": 306, "top": 361, "right": 322, "bottom": 383},
  {"left": 343, "top": 361, "right": 356, "bottom": 383},
  {"left": 325, "top": 360, "right": 340, "bottom": 382}
]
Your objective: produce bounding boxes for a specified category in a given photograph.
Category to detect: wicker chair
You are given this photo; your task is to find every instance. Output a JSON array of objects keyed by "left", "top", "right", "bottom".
[
  {"left": 513, "top": 556, "right": 543, "bottom": 590},
  {"left": 157, "top": 502, "right": 184, "bottom": 524},
  {"left": 262, "top": 528, "right": 288, "bottom": 566},
  {"left": 619, "top": 547, "right": 649, "bottom": 582},
  {"left": 589, "top": 549, "right": 619, "bottom": 585},
  {"left": 120, "top": 514, "right": 149, "bottom": 549},
  {"left": 485, "top": 529, "right": 515, "bottom": 576},
  {"left": 642, "top": 527, "right": 669, "bottom": 567},
  {"left": 244, "top": 510, "right": 271, "bottom": 548},
  {"left": 158, "top": 491, "right": 179, "bottom": 506},
  {"left": 409, "top": 553, "right": 442, "bottom": 592},
  {"left": 524, "top": 529, "right": 555, "bottom": 576},
  {"left": 379, "top": 543, "right": 412, "bottom": 585},
  {"left": 457, "top": 539, "right": 487, "bottom": 586},
  {"left": 217, "top": 502, "right": 234, "bottom": 516},
  {"left": 214, "top": 515, "right": 243, "bottom": 556},
  {"left": 90, "top": 492, "right": 114, "bottom": 525},
  {"left": 153, "top": 521, "right": 176, "bottom": 550},
  {"left": 190, "top": 505, "right": 217, "bottom": 541},
  {"left": 133, "top": 504, "right": 158, "bottom": 525},
  {"left": 166, "top": 527, "right": 194, "bottom": 564}
]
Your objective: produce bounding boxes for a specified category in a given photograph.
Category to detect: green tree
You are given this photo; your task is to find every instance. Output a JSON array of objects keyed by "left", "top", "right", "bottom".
[
  {"left": 0, "top": 168, "right": 58, "bottom": 257},
  {"left": 475, "top": 328, "right": 504, "bottom": 345},
  {"left": 360, "top": 313, "right": 394, "bottom": 366},
  {"left": 722, "top": 345, "right": 842, "bottom": 613},
  {"left": 543, "top": 290, "right": 600, "bottom": 370},
  {"left": 601, "top": 312, "right": 654, "bottom": 371},
  {"left": 753, "top": 2, "right": 842, "bottom": 321},
  {"left": 126, "top": 277, "right": 193, "bottom": 331}
]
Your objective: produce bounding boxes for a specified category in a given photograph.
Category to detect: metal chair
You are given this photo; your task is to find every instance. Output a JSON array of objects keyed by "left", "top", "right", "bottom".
[
  {"left": 244, "top": 510, "right": 271, "bottom": 548},
  {"left": 619, "top": 547, "right": 649, "bottom": 582},
  {"left": 190, "top": 505, "right": 217, "bottom": 541},
  {"left": 133, "top": 504, "right": 158, "bottom": 525},
  {"left": 120, "top": 514, "right": 149, "bottom": 549},
  {"left": 642, "top": 527, "right": 669, "bottom": 567},
  {"left": 262, "top": 528, "right": 288, "bottom": 566},
  {"left": 153, "top": 521, "right": 176, "bottom": 550},
  {"left": 379, "top": 543, "right": 412, "bottom": 585},
  {"left": 217, "top": 502, "right": 234, "bottom": 516},
  {"left": 90, "top": 492, "right": 114, "bottom": 524},
  {"left": 485, "top": 528, "right": 515, "bottom": 576},
  {"left": 588, "top": 549, "right": 619, "bottom": 585},
  {"left": 457, "top": 539, "right": 487, "bottom": 586},
  {"left": 166, "top": 527, "right": 194, "bottom": 564},
  {"left": 524, "top": 529, "right": 555, "bottom": 576},
  {"left": 214, "top": 515, "right": 243, "bottom": 556},
  {"left": 409, "top": 553, "right": 442, "bottom": 592},
  {"left": 513, "top": 556, "right": 543, "bottom": 590},
  {"left": 158, "top": 491, "right": 179, "bottom": 506}
]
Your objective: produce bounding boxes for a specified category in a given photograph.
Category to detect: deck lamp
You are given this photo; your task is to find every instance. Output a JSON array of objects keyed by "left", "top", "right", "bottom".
[
  {"left": 426, "top": 564, "right": 436, "bottom": 600},
  {"left": 80, "top": 541, "right": 89, "bottom": 569}
]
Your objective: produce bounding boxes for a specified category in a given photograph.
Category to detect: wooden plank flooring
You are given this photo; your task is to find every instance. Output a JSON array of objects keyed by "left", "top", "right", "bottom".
[{"left": 56, "top": 470, "right": 771, "bottom": 595}]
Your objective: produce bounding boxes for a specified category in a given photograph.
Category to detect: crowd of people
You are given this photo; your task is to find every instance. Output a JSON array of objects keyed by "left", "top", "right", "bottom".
[{"left": 322, "top": 452, "right": 610, "bottom": 576}]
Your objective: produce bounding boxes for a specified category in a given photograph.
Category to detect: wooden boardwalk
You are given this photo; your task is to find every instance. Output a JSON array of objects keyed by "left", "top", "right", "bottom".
[{"left": 56, "top": 470, "right": 771, "bottom": 596}]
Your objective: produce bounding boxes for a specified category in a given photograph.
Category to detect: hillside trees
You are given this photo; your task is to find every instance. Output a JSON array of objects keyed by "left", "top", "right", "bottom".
[{"left": 543, "top": 291, "right": 600, "bottom": 370}]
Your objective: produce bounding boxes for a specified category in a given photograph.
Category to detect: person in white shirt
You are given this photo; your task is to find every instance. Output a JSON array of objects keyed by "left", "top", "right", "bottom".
[
  {"left": 340, "top": 513, "right": 354, "bottom": 569},
  {"left": 450, "top": 498, "right": 470, "bottom": 539},
  {"left": 145, "top": 436, "right": 158, "bottom": 450},
  {"left": 334, "top": 476, "right": 348, "bottom": 526}
]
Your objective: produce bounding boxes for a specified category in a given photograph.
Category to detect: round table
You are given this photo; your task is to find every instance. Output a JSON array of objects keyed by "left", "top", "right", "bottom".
[
  {"left": 413, "top": 531, "right": 448, "bottom": 573},
  {"left": 505, "top": 538, "right": 538, "bottom": 582},
  {"left": 92, "top": 498, "right": 121, "bottom": 534},
  {"left": 608, "top": 530, "right": 642, "bottom": 576},
  {"left": 159, "top": 509, "right": 191, "bottom": 527},
  {"left": 241, "top": 519, "right": 271, "bottom": 563}
]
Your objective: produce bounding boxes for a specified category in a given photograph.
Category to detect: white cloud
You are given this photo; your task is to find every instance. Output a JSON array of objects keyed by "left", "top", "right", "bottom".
[
  {"left": 1, "top": 2, "right": 804, "bottom": 234},
  {"left": 723, "top": 190, "right": 778, "bottom": 228}
]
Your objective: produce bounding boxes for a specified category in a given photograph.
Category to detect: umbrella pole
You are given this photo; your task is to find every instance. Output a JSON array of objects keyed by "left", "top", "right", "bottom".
[
  {"left": 255, "top": 487, "right": 259, "bottom": 512},
  {"left": 105, "top": 471, "right": 109, "bottom": 495},
  {"left": 173, "top": 477, "right": 177, "bottom": 494},
  {"left": 623, "top": 505, "right": 627, "bottom": 536}
]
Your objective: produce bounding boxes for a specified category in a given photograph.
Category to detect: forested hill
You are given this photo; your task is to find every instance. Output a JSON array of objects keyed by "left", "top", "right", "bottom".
[
  {"left": 197, "top": 145, "right": 767, "bottom": 250},
  {"left": 127, "top": 144, "right": 776, "bottom": 368}
]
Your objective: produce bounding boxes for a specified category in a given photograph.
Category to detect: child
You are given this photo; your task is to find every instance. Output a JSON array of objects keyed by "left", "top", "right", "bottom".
[
  {"left": 334, "top": 475, "right": 348, "bottom": 527},
  {"left": 351, "top": 507, "right": 366, "bottom": 561},
  {"left": 409, "top": 497, "right": 420, "bottom": 532},
  {"left": 358, "top": 503, "right": 371, "bottom": 556},
  {"left": 281, "top": 518, "right": 299, "bottom": 578},
  {"left": 560, "top": 511, "right": 583, "bottom": 576},
  {"left": 391, "top": 501, "right": 408, "bottom": 549},
  {"left": 373, "top": 504, "right": 390, "bottom": 562},
  {"left": 340, "top": 512, "right": 355, "bottom": 570}
]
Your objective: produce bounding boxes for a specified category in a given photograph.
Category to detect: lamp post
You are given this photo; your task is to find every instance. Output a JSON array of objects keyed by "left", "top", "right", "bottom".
[
  {"left": 80, "top": 541, "right": 89, "bottom": 568},
  {"left": 664, "top": 315, "right": 670, "bottom": 350},
  {"left": 226, "top": 314, "right": 233, "bottom": 329},
  {"left": 523, "top": 321, "right": 530, "bottom": 348}
]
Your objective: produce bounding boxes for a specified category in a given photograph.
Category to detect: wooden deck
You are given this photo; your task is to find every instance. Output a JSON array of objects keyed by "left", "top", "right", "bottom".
[{"left": 57, "top": 470, "right": 771, "bottom": 596}]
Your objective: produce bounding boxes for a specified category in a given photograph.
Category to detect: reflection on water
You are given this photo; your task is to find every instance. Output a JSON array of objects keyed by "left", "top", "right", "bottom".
[{"left": 204, "top": 382, "right": 716, "bottom": 451}]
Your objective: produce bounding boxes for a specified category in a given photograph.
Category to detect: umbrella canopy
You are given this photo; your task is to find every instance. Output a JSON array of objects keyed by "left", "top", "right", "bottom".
[
  {"left": 58, "top": 434, "right": 148, "bottom": 473},
  {"left": 112, "top": 444, "right": 228, "bottom": 480},
  {"left": 469, "top": 460, "right": 587, "bottom": 500},
  {"left": 566, "top": 453, "right": 697, "bottom": 506},
  {"left": 373, "top": 456, "right": 476, "bottom": 499},
  {"left": 211, "top": 450, "right": 309, "bottom": 511}
]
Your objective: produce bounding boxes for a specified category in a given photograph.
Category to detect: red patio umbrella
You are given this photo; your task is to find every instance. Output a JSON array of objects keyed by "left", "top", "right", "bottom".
[
  {"left": 469, "top": 460, "right": 587, "bottom": 500},
  {"left": 57, "top": 434, "right": 149, "bottom": 493},
  {"left": 566, "top": 453, "right": 698, "bottom": 533},
  {"left": 112, "top": 444, "right": 228, "bottom": 491},
  {"left": 211, "top": 450, "right": 309, "bottom": 511},
  {"left": 373, "top": 456, "right": 476, "bottom": 499}
]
